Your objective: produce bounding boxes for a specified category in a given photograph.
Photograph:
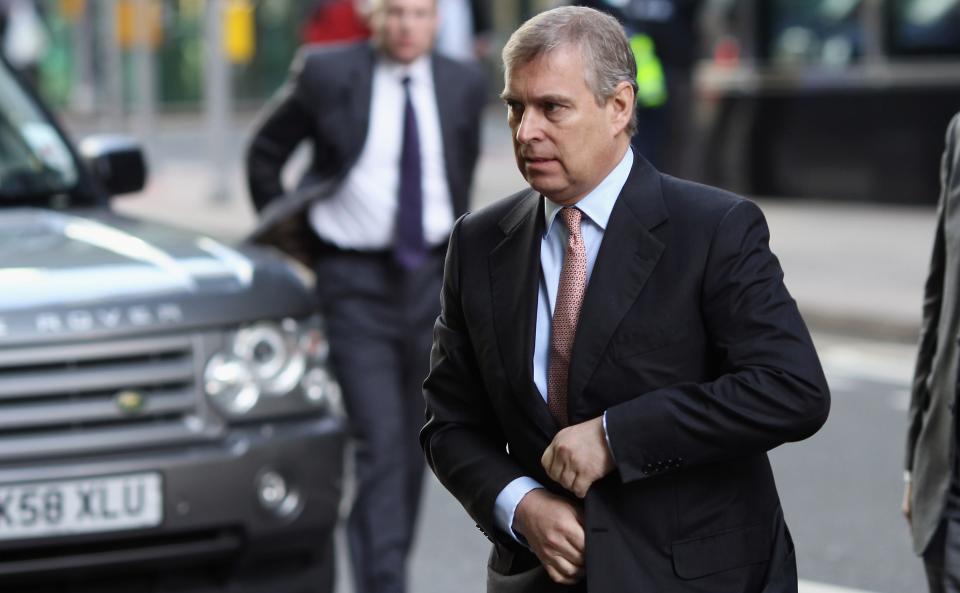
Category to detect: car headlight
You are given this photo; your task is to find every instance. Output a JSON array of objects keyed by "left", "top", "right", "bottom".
[
  {"left": 204, "top": 353, "right": 260, "bottom": 415},
  {"left": 233, "top": 320, "right": 306, "bottom": 396},
  {"left": 203, "top": 317, "right": 339, "bottom": 419}
]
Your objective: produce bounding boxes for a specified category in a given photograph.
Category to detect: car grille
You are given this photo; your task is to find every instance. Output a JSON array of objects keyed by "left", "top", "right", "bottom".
[{"left": 0, "top": 334, "right": 217, "bottom": 460}]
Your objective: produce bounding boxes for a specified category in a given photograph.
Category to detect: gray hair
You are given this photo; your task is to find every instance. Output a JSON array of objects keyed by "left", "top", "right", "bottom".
[{"left": 502, "top": 6, "right": 638, "bottom": 135}]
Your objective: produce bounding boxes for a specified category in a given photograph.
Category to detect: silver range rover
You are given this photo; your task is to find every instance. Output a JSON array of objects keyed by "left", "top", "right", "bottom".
[{"left": 0, "top": 60, "right": 345, "bottom": 592}]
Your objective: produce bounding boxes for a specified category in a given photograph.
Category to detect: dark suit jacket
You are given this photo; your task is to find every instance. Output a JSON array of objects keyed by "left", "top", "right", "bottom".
[
  {"left": 907, "top": 112, "right": 960, "bottom": 555},
  {"left": 421, "top": 155, "right": 830, "bottom": 592},
  {"left": 245, "top": 42, "right": 486, "bottom": 263}
]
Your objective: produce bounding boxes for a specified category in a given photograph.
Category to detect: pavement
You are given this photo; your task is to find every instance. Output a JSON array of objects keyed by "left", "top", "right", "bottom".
[{"left": 67, "top": 106, "right": 935, "bottom": 346}]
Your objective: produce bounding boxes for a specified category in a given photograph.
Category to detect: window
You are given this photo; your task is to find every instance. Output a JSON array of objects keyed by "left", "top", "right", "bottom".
[{"left": 765, "top": 0, "right": 865, "bottom": 65}]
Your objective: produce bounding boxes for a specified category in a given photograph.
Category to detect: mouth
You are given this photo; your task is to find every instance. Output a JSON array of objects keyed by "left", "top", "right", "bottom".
[
  {"left": 523, "top": 156, "right": 559, "bottom": 172},
  {"left": 523, "top": 155, "right": 557, "bottom": 164}
]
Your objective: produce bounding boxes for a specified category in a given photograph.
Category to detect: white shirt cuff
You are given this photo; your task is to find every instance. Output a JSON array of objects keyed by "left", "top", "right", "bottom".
[
  {"left": 494, "top": 476, "right": 544, "bottom": 543},
  {"left": 602, "top": 410, "right": 616, "bottom": 463}
]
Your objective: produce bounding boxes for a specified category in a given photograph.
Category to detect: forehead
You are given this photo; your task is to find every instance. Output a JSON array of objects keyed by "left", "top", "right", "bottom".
[{"left": 503, "top": 46, "right": 589, "bottom": 98}]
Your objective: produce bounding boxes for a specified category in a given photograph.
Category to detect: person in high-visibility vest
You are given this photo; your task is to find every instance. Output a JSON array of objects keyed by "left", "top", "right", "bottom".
[
  {"left": 631, "top": 33, "right": 667, "bottom": 108},
  {"left": 574, "top": 0, "right": 703, "bottom": 178}
]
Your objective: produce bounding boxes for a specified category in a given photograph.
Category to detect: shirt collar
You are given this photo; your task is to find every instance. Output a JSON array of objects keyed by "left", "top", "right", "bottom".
[
  {"left": 544, "top": 148, "right": 634, "bottom": 237},
  {"left": 379, "top": 54, "right": 433, "bottom": 87}
]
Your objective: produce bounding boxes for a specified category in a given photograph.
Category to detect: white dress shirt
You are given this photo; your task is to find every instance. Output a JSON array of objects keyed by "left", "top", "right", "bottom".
[
  {"left": 309, "top": 55, "right": 454, "bottom": 249},
  {"left": 494, "top": 148, "right": 634, "bottom": 541}
]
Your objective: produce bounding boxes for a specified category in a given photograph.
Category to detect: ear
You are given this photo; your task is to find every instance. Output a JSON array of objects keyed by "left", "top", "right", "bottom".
[{"left": 608, "top": 81, "right": 635, "bottom": 136}]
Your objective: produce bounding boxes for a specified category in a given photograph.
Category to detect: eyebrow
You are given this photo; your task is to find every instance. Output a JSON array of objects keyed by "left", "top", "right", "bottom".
[{"left": 499, "top": 92, "right": 572, "bottom": 104}]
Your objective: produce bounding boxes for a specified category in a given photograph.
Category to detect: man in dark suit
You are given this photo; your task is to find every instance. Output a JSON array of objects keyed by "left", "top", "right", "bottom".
[
  {"left": 905, "top": 112, "right": 960, "bottom": 593},
  {"left": 245, "top": 0, "right": 486, "bottom": 591},
  {"left": 421, "top": 6, "right": 829, "bottom": 591}
]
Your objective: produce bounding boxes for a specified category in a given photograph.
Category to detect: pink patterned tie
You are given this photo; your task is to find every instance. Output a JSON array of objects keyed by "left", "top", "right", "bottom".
[{"left": 547, "top": 207, "right": 587, "bottom": 428}]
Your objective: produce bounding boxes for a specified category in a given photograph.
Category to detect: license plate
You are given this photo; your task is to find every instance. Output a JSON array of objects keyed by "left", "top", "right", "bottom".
[{"left": 0, "top": 472, "right": 162, "bottom": 541}]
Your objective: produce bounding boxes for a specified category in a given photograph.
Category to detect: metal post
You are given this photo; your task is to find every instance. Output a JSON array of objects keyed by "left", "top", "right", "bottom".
[
  {"left": 98, "top": 0, "right": 124, "bottom": 131},
  {"left": 132, "top": 0, "right": 157, "bottom": 153},
  {"left": 71, "top": 2, "right": 96, "bottom": 114},
  {"left": 861, "top": 0, "right": 886, "bottom": 67},
  {"left": 204, "top": 0, "right": 232, "bottom": 203}
]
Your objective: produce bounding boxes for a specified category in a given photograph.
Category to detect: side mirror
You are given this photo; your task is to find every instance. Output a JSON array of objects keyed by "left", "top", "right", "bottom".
[{"left": 78, "top": 135, "right": 148, "bottom": 197}]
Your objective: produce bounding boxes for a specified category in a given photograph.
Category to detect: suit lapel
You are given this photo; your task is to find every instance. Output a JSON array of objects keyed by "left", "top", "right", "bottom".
[
  {"left": 567, "top": 158, "right": 669, "bottom": 410},
  {"left": 490, "top": 192, "right": 556, "bottom": 438}
]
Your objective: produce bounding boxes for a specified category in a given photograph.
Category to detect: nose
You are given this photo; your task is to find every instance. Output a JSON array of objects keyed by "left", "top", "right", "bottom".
[{"left": 514, "top": 109, "right": 543, "bottom": 145}]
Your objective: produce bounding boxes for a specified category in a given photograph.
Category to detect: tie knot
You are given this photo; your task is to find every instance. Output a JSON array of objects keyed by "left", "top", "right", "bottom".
[
  {"left": 402, "top": 75, "right": 412, "bottom": 88},
  {"left": 560, "top": 207, "right": 582, "bottom": 237}
]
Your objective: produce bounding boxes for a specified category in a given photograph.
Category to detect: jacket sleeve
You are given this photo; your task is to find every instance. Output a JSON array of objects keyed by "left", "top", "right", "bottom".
[
  {"left": 245, "top": 49, "right": 315, "bottom": 211},
  {"left": 906, "top": 113, "right": 959, "bottom": 472},
  {"left": 420, "top": 215, "right": 529, "bottom": 545},
  {"left": 605, "top": 199, "right": 831, "bottom": 482}
]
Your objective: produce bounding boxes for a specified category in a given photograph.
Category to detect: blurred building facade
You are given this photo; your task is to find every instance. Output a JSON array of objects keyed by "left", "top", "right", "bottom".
[
  {"left": 26, "top": 0, "right": 555, "bottom": 115},
  {"left": 33, "top": 0, "right": 308, "bottom": 111}
]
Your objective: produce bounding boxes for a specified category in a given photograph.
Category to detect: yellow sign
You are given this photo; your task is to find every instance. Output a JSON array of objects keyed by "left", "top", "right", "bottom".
[
  {"left": 59, "top": 0, "right": 86, "bottom": 22},
  {"left": 116, "top": 0, "right": 164, "bottom": 49},
  {"left": 224, "top": 0, "right": 256, "bottom": 64}
]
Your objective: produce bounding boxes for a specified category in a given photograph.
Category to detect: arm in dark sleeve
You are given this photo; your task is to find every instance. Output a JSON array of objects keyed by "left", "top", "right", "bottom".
[
  {"left": 245, "top": 50, "right": 315, "bottom": 211},
  {"left": 906, "top": 113, "right": 959, "bottom": 472},
  {"left": 605, "top": 199, "right": 831, "bottom": 482},
  {"left": 420, "top": 215, "right": 528, "bottom": 545}
]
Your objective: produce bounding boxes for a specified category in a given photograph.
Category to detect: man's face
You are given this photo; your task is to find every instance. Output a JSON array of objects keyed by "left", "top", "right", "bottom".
[
  {"left": 502, "top": 46, "right": 630, "bottom": 206},
  {"left": 371, "top": 0, "right": 437, "bottom": 64}
]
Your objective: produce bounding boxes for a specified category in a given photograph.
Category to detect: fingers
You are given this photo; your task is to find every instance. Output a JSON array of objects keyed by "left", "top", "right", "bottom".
[
  {"left": 544, "top": 556, "right": 584, "bottom": 585},
  {"left": 541, "top": 523, "right": 586, "bottom": 584},
  {"left": 570, "top": 473, "right": 592, "bottom": 498},
  {"left": 542, "top": 420, "right": 613, "bottom": 497},
  {"left": 519, "top": 491, "right": 587, "bottom": 585},
  {"left": 542, "top": 432, "right": 576, "bottom": 488},
  {"left": 541, "top": 444, "right": 556, "bottom": 474},
  {"left": 541, "top": 441, "right": 564, "bottom": 483}
]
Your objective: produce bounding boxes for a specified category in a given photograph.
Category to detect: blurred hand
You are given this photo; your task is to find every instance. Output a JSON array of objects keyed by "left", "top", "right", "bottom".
[
  {"left": 514, "top": 489, "right": 585, "bottom": 584},
  {"left": 542, "top": 417, "right": 615, "bottom": 498},
  {"left": 902, "top": 480, "right": 912, "bottom": 525}
]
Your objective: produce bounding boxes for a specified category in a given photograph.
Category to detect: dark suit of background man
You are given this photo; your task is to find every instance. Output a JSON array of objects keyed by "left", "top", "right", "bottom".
[
  {"left": 245, "top": 0, "right": 486, "bottom": 590},
  {"left": 905, "top": 112, "right": 960, "bottom": 593},
  {"left": 421, "top": 6, "right": 830, "bottom": 592}
]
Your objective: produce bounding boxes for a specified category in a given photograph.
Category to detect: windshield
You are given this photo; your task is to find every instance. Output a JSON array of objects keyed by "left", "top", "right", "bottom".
[{"left": 0, "top": 63, "right": 78, "bottom": 199}]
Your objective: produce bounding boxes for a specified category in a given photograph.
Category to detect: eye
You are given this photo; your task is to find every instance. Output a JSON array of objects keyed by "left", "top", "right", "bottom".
[
  {"left": 543, "top": 102, "right": 564, "bottom": 115},
  {"left": 505, "top": 100, "right": 523, "bottom": 117}
]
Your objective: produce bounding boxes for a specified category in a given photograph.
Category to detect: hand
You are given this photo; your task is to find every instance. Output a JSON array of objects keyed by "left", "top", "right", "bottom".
[
  {"left": 514, "top": 489, "right": 585, "bottom": 585},
  {"left": 902, "top": 480, "right": 912, "bottom": 525},
  {"left": 542, "top": 417, "right": 615, "bottom": 498}
]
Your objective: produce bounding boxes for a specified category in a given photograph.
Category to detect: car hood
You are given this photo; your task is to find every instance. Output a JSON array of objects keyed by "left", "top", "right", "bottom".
[{"left": 0, "top": 208, "right": 316, "bottom": 343}]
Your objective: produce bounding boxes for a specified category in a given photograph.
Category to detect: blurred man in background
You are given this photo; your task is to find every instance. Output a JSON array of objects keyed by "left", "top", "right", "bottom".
[
  {"left": 245, "top": 0, "right": 486, "bottom": 590},
  {"left": 905, "top": 111, "right": 960, "bottom": 593}
]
